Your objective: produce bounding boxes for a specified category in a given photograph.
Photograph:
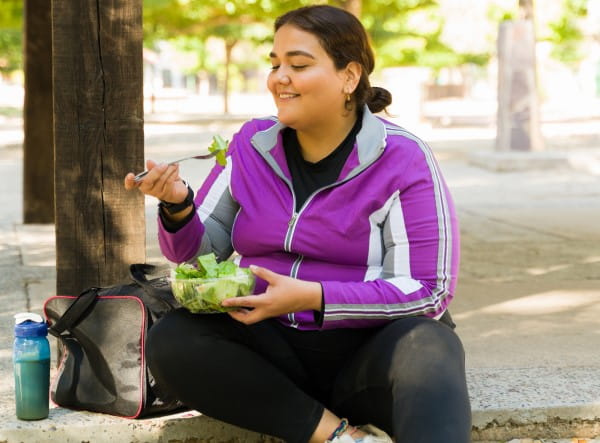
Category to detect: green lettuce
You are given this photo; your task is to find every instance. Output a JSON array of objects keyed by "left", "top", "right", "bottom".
[
  {"left": 208, "top": 134, "right": 229, "bottom": 167},
  {"left": 171, "top": 253, "right": 255, "bottom": 313}
]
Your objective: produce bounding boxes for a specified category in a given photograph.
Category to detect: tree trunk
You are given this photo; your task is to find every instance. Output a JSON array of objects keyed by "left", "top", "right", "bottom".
[
  {"left": 52, "top": 0, "right": 145, "bottom": 296},
  {"left": 519, "top": 0, "right": 534, "bottom": 20},
  {"left": 222, "top": 40, "right": 237, "bottom": 115},
  {"left": 23, "top": 0, "right": 54, "bottom": 223},
  {"left": 340, "top": 0, "right": 362, "bottom": 17},
  {"left": 496, "top": 19, "right": 543, "bottom": 152}
]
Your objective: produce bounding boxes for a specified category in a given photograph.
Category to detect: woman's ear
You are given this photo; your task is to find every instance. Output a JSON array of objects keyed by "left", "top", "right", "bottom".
[{"left": 344, "top": 61, "right": 362, "bottom": 93}]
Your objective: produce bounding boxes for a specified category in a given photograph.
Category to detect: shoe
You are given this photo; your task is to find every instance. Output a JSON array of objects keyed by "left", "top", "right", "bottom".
[
  {"left": 327, "top": 424, "right": 393, "bottom": 443},
  {"left": 357, "top": 424, "right": 393, "bottom": 442}
]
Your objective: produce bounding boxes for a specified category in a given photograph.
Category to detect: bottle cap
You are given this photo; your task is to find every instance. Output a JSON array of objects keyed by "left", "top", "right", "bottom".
[{"left": 14, "top": 313, "right": 48, "bottom": 337}]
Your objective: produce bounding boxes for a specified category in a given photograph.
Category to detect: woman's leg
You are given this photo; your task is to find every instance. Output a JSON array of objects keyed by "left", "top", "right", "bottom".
[
  {"left": 330, "top": 316, "right": 472, "bottom": 443},
  {"left": 146, "top": 309, "right": 323, "bottom": 443}
]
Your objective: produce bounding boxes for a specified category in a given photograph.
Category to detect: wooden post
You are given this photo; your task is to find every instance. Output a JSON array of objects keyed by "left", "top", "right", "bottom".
[
  {"left": 496, "top": 19, "right": 544, "bottom": 152},
  {"left": 52, "top": 0, "right": 145, "bottom": 295},
  {"left": 23, "top": 0, "right": 54, "bottom": 223}
]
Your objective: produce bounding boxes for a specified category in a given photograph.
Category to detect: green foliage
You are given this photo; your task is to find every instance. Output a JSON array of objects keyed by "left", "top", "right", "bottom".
[
  {"left": 361, "top": 1, "right": 488, "bottom": 70},
  {"left": 487, "top": 3, "right": 517, "bottom": 23},
  {"left": 0, "top": 0, "right": 23, "bottom": 73},
  {"left": 546, "top": 0, "right": 588, "bottom": 68},
  {"left": 143, "top": 0, "right": 490, "bottom": 83}
]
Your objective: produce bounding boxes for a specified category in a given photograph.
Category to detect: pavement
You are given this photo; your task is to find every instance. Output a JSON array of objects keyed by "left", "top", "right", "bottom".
[{"left": 0, "top": 104, "right": 600, "bottom": 442}]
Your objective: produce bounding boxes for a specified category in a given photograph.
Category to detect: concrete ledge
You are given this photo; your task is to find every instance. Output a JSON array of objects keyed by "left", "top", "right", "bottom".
[
  {"left": 469, "top": 367, "right": 600, "bottom": 441},
  {"left": 0, "top": 409, "right": 283, "bottom": 443},
  {"left": 1, "top": 367, "right": 599, "bottom": 442},
  {"left": 468, "top": 150, "right": 600, "bottom": 175}
]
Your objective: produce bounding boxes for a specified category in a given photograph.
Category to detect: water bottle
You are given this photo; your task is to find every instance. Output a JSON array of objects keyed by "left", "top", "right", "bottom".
[{"left": 13, "top": 312, "right": 50, "bottom": 420}]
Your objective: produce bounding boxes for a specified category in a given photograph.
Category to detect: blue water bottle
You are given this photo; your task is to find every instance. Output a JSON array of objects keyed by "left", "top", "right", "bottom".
[{"left": 13, "top": 313, "right": 51, "bottom": 420}]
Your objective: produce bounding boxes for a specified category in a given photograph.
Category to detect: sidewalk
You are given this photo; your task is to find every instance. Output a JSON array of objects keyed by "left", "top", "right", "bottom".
[{"left": 1, "top": 112, "right": 599, "bottom": 442}]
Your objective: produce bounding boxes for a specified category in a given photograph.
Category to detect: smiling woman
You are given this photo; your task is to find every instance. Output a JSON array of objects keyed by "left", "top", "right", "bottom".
[{"left": 125, "top": 4, "right": 470, "bottom": 443}]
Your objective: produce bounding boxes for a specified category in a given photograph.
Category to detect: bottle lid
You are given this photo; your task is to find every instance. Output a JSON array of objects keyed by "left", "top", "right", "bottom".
[{"left": 14, "top": 313, "right": 48, "bottom": 337}]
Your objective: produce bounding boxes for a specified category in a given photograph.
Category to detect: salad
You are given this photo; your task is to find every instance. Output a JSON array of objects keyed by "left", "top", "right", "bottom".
[{"left": 170, "top": 253, "right": 255, "bottom": 313}]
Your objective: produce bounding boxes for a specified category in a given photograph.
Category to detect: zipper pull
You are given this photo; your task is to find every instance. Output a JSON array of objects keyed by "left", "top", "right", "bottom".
[{"left": 288, "top": 213, "right": 298, "bottom": 227}]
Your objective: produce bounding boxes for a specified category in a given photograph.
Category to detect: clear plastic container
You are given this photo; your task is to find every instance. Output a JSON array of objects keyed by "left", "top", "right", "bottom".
[
  {"left": 13, "top": 313, "right": 50, "bottom": 420},
  {"left": 170, "top": 270, "right": 255, "bottom": 313}
]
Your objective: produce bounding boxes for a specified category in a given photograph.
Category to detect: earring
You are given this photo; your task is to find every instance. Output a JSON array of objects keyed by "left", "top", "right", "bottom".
[{"left": 345, "top": 93, "right": 351, "bottom": 102}]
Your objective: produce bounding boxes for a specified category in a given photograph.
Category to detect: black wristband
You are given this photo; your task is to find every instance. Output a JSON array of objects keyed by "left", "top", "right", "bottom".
[{"left": 159, "top": 181, "right": 194, "bottom": 215}]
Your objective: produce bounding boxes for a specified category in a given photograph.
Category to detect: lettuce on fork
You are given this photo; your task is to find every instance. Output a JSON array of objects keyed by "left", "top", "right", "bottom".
[{"left": 171, "top": 253, "right": 255, "bottom": 313}]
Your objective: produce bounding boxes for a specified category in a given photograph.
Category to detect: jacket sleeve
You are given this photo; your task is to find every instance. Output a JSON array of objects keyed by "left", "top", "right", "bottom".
[
  {"left": 157, "top": 155, "right": 240, "bottom": 264},
  {"left": 319, "top": 143, "right": 460, "bottom": 329}
]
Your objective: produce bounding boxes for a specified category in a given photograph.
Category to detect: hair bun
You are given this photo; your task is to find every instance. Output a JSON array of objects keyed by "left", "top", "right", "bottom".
[{"left": 367, "top": 86, "right": 392, "bottom": 114}]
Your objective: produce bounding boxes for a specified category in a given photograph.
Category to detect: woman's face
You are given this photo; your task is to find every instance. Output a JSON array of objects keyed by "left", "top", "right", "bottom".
[{"left": 267, "top": 24, "right": 348, "bottom": 132}]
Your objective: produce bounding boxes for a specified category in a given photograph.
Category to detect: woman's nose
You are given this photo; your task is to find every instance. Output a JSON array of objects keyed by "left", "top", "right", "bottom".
[{"left": 276, "top": 70, "right": 291, "bottom": 85}]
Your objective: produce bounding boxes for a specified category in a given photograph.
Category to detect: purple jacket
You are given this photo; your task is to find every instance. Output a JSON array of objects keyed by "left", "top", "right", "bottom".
[{"left": 158, "top": 107, "right": 460, "bottom": 330}]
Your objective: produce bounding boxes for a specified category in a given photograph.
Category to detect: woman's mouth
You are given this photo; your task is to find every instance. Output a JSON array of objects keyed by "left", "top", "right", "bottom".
[{"left": 278, "top": 93, "right": 299, "bottom": 99}]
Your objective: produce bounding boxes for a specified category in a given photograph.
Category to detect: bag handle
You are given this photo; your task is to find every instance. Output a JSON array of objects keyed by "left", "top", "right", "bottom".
[
  {"left": 129, "top": 263, "right": 179, "bottom": 315},
  {"left": 48, "top": 288, "right": 99, "bottom": 337},
  {"left": 129, "top": 263, "right": 162, "bottom": 285}
]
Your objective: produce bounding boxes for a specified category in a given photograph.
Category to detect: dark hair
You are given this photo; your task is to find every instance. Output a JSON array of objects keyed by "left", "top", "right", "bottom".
[{"left": 275, "top": 5, "right": 392, "bottom": 114}]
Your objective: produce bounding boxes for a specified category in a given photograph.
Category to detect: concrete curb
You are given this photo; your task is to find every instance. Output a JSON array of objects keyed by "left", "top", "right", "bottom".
[
  {"left": 0, "top": 409, "right": 282, "bottom": 443},
  {"left": 469, "top": 368, "right": 600, "bottom": 441},
  {"left": 1, "top": 390, "right": 599, "bottom": 443},
  {"left": 468, "top": 150, "right": 600, "bottom": 175}
]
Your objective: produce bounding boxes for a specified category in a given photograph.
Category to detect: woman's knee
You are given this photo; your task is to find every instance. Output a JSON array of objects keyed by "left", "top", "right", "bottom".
[
  {"left": 386, "top": 317, "right": 466, "bottom": 385},
  {"left": 398, "top": 317, "right": 464, "bottom": 358}
]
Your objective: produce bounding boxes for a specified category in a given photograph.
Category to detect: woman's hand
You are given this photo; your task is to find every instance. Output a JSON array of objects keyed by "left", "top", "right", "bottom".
[
  {"left": 222, "top": 265, "right": 322, "bottom": 325},
  {"left": 124, "top": 159, "right": 188, "bottom": 203}
]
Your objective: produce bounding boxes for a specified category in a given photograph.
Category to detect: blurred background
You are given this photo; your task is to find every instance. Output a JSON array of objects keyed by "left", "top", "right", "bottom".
[{"left": 1, "top": 0, "right": 599, "bottom": 131}]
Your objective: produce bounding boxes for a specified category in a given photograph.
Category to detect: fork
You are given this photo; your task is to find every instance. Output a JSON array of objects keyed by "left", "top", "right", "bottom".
[{"left": 133, "top": 152, "right": 217, "bottom": 182}]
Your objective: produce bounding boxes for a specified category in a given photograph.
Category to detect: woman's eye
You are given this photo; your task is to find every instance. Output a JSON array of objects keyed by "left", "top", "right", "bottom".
[{"left": 269, "top": 64, "right": 307, "bottom": 72}]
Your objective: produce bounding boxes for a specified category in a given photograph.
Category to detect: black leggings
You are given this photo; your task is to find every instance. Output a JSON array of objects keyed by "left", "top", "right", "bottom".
[{"left": 146, "top": 310, "right": 471, "bottom": 443}]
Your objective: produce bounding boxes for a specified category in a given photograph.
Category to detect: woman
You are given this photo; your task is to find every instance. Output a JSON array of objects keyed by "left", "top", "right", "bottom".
[{"left": 125, "top": 5, "right": 471, "bottom": 443}]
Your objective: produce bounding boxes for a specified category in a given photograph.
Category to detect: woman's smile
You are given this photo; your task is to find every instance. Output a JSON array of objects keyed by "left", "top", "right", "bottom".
[{"left": 277, "top": 92, "right": 300, "bottom": 100}]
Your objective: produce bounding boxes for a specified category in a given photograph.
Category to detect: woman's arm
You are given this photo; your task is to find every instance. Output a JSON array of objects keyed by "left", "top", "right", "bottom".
[{"left": 157, "top": 159, "right": 239, "bottom": 264}]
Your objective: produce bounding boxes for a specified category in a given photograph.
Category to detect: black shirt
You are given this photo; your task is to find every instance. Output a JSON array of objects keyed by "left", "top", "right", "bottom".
[{"left": 283, "top": 115, "right": 362, "bottom": 212}]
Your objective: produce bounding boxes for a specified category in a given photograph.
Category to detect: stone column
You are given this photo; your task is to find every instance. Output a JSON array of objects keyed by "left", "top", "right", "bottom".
[{"left": 496, "top": 19, "right": 544, "bottom": 151}]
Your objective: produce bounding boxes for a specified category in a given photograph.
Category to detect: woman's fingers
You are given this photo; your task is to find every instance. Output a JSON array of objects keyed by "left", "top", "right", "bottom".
[
  {"left": 123, "top": 172, "right": 139, "bottom": 190},
  {"left": 223, "top": 295, "right": 266, "bottom": 325},
  {"left": 151, "top": 163, "right": 179, "bottom": 197},
  {"left": 124, "top": 159, "right": 186, "bottom": 203},
  {"left": 221, "top": 294, "right": 260, "bottom": 309},
  {"left": 136, "top": 163, "right": 183, "bottom": 201},
  {"left": 249, "top": 265, "right": 279, "bottom": 284}
]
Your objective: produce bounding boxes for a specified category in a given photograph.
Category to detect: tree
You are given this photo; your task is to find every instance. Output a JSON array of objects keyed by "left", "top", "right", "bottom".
[
  {"left": 0, "top": 0, "right": 23, "bottom": 75},
  {"left": 336, "top": 0, "right": 362, "bottom": 17},
  {"left": 23, "top": 0, "right": 54, "bottom": 223},
  {"left": 545, "top": 0, "right": 588, "bottom": 70},
  {"left": 495, "top": 0, "right": 543, "bottom": 152}
]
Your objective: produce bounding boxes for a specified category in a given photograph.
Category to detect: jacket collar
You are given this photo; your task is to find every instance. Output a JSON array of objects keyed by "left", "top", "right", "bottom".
[{"left": 251, "top": 105, "right": 387, "bottom": 181}]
